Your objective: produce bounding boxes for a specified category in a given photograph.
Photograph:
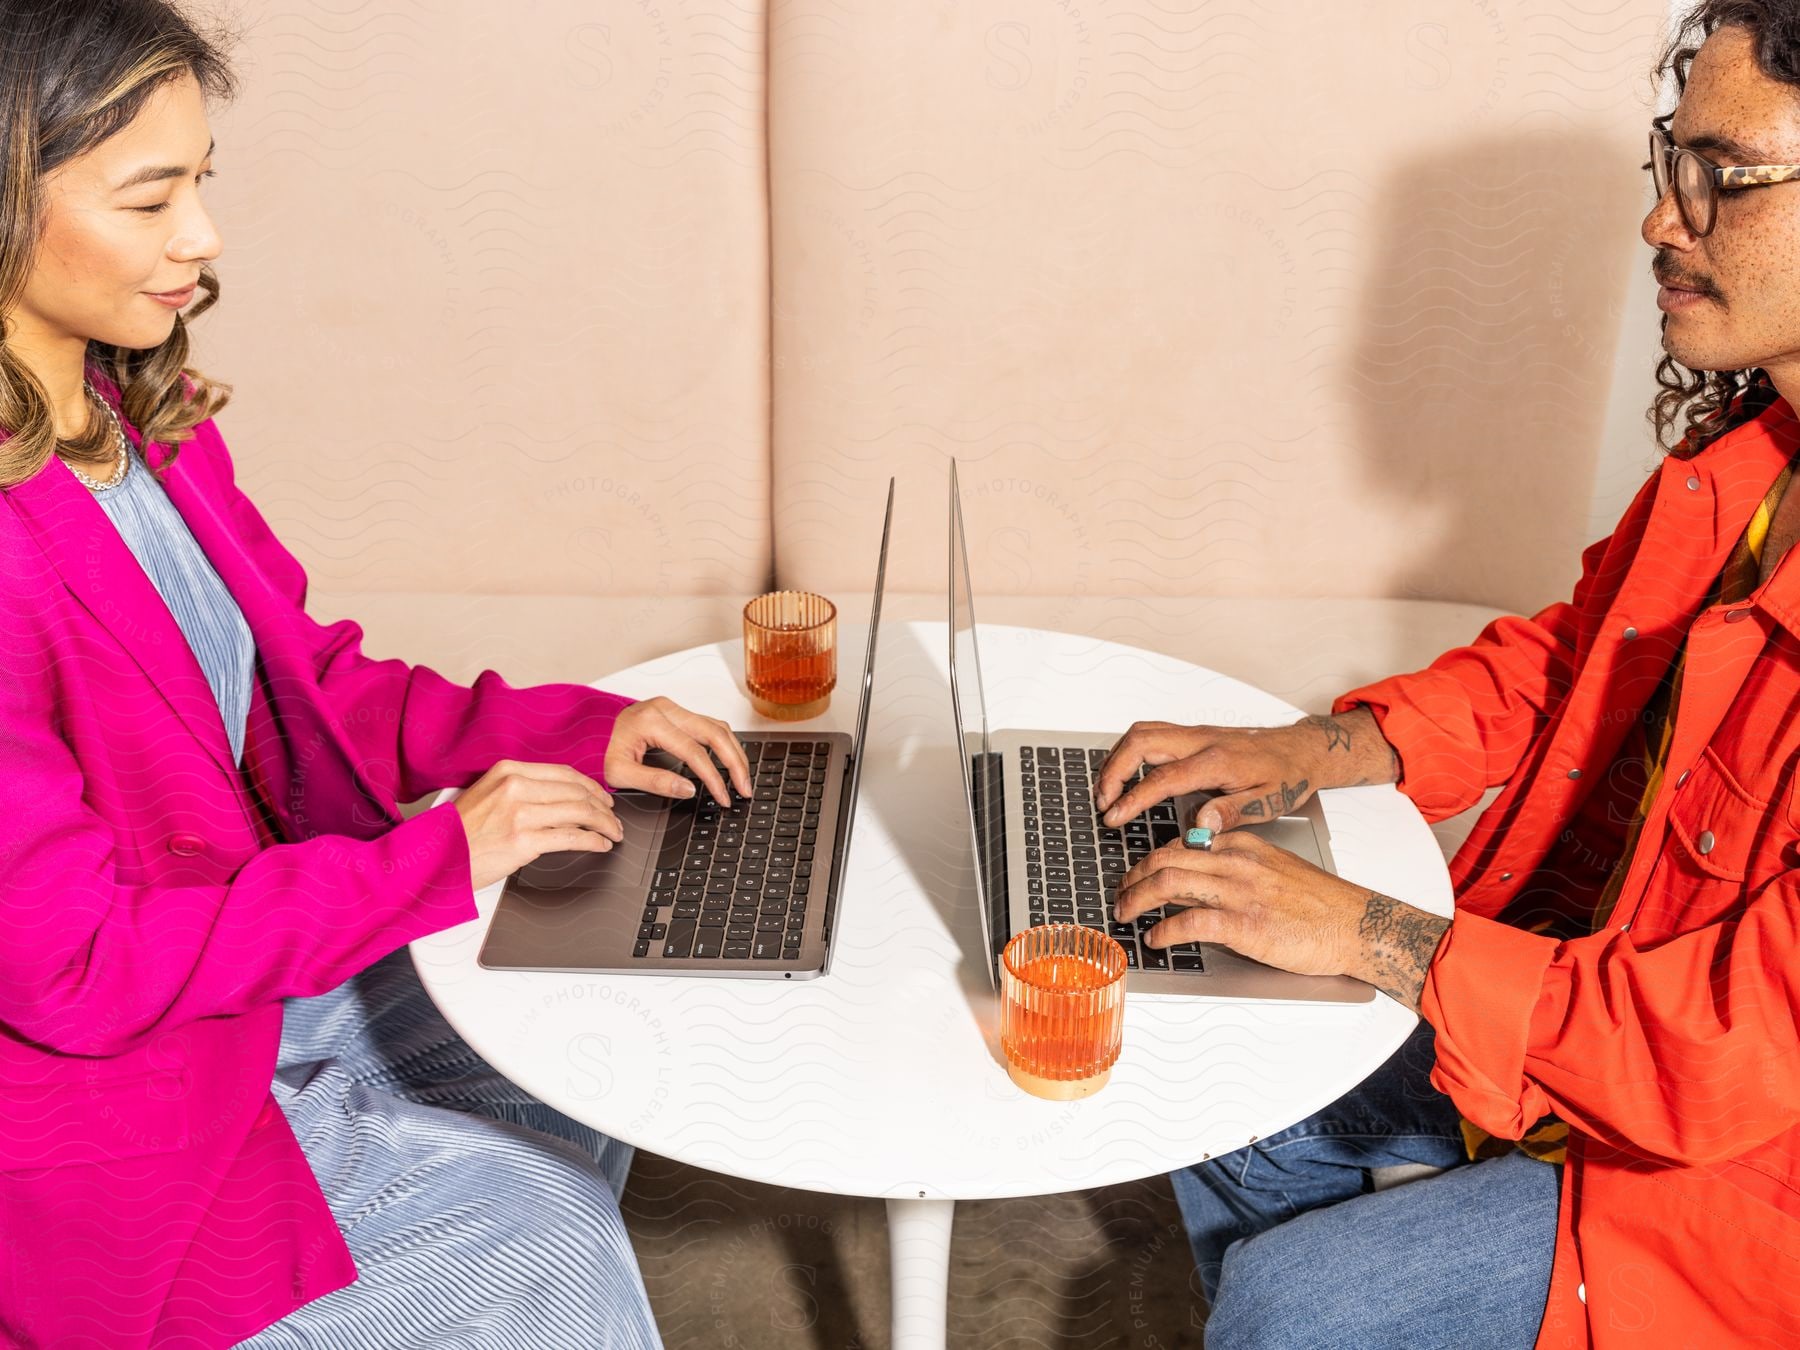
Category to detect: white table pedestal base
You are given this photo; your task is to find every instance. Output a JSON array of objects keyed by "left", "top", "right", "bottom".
[{"left": 887, "top": 1196, "right": 955, "bottom": 1350}]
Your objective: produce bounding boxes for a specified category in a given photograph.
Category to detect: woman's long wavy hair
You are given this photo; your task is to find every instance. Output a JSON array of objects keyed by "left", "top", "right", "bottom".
[
  {"left": 1652, "top": 0, "right": 1800, "bottom": 457},
  {"left": 0, "top": 0, "right": 238, "bottom": 490}
]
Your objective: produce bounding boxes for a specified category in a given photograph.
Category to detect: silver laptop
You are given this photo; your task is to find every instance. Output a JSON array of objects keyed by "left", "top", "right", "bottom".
[
  {"left": 947, "top": 461, "right": 1373, "bottom": 1002},
  {"left": 478, "top": 479, "right": 895, "bottom": 981}
]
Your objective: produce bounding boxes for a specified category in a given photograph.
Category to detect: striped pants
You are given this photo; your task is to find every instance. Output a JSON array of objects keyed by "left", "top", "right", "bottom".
[{"left": 234, "top": 946, "right": 662, "bottom": 1348}]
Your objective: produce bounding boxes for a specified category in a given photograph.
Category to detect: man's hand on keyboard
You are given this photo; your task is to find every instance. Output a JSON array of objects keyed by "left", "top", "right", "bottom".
[
  {"left": 1112, "top": 827, "right": 1447, "bottom": 1011},
  {"left": 1094, "top": 708, "right": 1399, "bottom": 833},
  {"left": 604, "top": 696, "right": 753, "bottom": 807}
]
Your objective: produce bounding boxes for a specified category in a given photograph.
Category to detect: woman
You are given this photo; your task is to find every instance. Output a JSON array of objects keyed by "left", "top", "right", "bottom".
[{"left": 0, "top": 3, "right": 749, "bottom": 1346}]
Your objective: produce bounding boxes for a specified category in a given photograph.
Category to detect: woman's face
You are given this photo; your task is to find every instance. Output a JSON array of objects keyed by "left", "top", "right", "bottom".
[{"left": 8, "top": 71, "right": 221, "bottom": 360}]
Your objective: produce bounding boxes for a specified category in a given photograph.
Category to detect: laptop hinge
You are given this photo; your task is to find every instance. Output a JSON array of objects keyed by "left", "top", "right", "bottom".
[
  {"left": 971, "top": 750, "right": 1009, "bottom": 973},
  {"left": 819, "top": 750, "right": 856, "bottom": 953}
]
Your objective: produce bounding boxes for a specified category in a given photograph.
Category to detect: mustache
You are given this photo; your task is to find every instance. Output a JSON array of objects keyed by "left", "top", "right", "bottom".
[{"left": 1654, "top": 251, "right": 1724, "bottom": 301}]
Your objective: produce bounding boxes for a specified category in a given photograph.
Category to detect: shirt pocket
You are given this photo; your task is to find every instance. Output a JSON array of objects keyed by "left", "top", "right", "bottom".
[
  {"left": 1669, "top": 746, "right": 1768, "bottom": 880},
  {"left": 1637, "top": 747, "right": 1794, "bottom": 933}
]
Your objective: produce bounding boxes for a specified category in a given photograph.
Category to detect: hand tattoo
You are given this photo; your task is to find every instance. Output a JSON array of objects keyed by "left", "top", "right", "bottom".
[
  {"left": 1303, "top": 706, "right": 1401, "bottom": 787},
  {"left": 1244, "top": 779, "right": 1308, "bottom": 819},
  {"left": 1354, "top": 892, "right": 1450, "bottom": 1011},
  {"left": 1299, "top": 713, "right": 1353, "bottom": 754}
]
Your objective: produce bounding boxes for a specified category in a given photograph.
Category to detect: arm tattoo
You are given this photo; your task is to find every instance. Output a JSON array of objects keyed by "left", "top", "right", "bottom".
[
  {"left": 1299, "top": 714, "right": 1353, "bottom": 755},
  {"left": 1354, "top": 892, "right": 1451, "bottom": 1011}
]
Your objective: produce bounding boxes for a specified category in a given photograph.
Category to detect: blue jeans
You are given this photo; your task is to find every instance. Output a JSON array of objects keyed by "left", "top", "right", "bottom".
[{"left": 1172, "top": 1021, "right": 1559, "bottom": 1349}]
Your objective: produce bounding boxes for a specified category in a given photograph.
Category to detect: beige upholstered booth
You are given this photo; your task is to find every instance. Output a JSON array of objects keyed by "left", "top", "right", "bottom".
[{"left": 190, "top": 0, "right": 1673, "bottom": 862}]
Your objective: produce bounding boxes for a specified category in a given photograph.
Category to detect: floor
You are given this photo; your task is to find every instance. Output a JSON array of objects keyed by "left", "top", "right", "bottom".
[{"left": 619, "top": 1152, "right": 1208, "bottom": 1349}]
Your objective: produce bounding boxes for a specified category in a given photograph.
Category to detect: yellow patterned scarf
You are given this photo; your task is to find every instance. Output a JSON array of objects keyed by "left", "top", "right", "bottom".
[{"left": 1459, "top": 457, "right": 1796, "bottom": 1166}]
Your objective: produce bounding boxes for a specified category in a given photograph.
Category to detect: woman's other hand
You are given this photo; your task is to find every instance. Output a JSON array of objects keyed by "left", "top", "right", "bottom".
[{"left": 453, "top": 760, "right": 624, "bottom": 893}]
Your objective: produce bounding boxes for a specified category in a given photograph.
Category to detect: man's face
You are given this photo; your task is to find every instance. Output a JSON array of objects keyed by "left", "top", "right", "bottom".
[{"left": 1644, "top": 24, "right": 1800, "bottom": 373}]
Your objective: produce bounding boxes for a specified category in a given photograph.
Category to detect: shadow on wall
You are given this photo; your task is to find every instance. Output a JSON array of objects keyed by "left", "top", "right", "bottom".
[{"left": 1345, "top": 129, "right": 1653, "bottom": 617}]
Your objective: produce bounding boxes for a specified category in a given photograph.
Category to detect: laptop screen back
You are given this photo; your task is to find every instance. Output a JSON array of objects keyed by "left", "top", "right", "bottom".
[
  {"left": 946, "top": 461, "right": 1006, "bottom": 988},
  {"left": 823, "top": 477, "right": 895, "bottom": 908}
]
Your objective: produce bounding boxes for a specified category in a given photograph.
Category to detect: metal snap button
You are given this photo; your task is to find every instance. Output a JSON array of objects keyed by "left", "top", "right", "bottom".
[
  {"left": 1726, "top": 608, "right": 1752, "bottom": 622},
  {"left": 1622, "top": 626, "right": 1638, "bottom": 640},
  {"left": 1698, "top": 830, "right": 1716, "bottom": 855},
  {"left": 167, "top": 832, "right": 204, "bottom": 856},
  {"left": 1676, "top": 769, "right": 1691, "bottom": 787},
  {"left": 1686, "top": 476, "right": 1701, "bottom": 491},
  {"left": 1500, "top": 871, "right": 1513, "bottom": 881},
  {"left": 1567, "top": 768, "right": 1582, "bottom": 779}
]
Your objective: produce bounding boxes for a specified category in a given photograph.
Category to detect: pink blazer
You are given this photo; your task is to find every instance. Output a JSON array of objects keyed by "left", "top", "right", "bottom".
[{"left": 0, "top": 371, "right": 635, "bottom": 1349}]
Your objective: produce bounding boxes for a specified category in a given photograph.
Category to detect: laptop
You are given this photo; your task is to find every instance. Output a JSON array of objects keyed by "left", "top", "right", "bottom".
[
  {"left": 947, "top": 460, "right": 1374, "bottom": 1002},
  {"left": 478, "top": 478, "right": 895, "bottom": 980}
]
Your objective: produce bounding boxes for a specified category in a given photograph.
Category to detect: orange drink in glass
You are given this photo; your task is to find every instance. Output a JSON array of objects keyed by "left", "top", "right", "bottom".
[
  {"left": 1000, "top": 924, "right": 1128, "bottom": 1100},
  {"left": 743, "top": 591, "right": 837, "bottom": 720}
]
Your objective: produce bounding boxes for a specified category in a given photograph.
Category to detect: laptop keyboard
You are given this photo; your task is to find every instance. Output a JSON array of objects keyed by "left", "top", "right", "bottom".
[
  {"left": 1021, "top": 746, "right": 1206, "bottom": 974},
  {"left": 634, "top": 739, "right": 830, "bottom": 962}
]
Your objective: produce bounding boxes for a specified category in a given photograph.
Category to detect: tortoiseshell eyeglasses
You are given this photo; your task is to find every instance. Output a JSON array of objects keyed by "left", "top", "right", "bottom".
[{"left": 1648, "top": 127, "right": 1800, "bottom": 237}]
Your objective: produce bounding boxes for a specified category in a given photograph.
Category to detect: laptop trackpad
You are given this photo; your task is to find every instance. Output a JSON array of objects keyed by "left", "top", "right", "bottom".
[{"left": 509, "top": 792, "right": 666, "bottom": 894}]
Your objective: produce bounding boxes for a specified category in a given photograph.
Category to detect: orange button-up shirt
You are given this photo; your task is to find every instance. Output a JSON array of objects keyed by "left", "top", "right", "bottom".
[{"left": 1334, "top": 394, "right": 1800, "bottom": 1347}]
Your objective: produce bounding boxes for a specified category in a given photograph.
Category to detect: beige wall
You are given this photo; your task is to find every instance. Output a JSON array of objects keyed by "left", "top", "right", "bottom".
[
  {"left": 768, "top": 0, "right": 1669, "bottom": 612},
  {"left": 189, "top": 0, "right": 771, "bottom": 679},
  {"left": 180, "top": 0, "right": 1671, "bottom": 685}
]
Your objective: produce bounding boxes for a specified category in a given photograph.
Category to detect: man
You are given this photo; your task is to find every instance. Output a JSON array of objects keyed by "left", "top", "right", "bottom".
[{"left": 1094, "top": 5, "right": 1800, "bottom": 1346}]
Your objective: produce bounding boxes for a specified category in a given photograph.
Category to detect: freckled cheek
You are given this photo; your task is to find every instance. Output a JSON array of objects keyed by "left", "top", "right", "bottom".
[
  {"left": 1705, "top": 230, "right": 1754, "bottom": 296},
  {"left": 1720, "top": 222, "right": 1800, "bottom": 331}
]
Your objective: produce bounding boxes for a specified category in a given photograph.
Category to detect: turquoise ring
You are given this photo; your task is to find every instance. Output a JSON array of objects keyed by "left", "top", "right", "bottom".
[{"left": 1184, "top": 826, "right": 1214, "bottom": 851}]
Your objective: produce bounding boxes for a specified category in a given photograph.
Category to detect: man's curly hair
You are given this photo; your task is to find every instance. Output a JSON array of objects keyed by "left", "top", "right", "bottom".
[{"left": 1651, "top": 1, "right": 1800, "bottom": 457}]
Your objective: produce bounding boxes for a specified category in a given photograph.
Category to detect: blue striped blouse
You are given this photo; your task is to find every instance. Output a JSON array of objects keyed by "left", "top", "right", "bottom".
[{"left": 90, "top": 441, "right": 256, "bottom": 767}]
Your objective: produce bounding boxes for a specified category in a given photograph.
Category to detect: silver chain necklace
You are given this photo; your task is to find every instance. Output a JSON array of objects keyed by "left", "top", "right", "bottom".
[{"left": 62, "top": 381, "right": 133, "bottom": 492}]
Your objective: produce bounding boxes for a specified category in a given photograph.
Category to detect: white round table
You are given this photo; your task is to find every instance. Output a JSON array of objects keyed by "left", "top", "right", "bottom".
[{"left": 412, "top": 622, "right": 1453, "bottom": 1350}]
